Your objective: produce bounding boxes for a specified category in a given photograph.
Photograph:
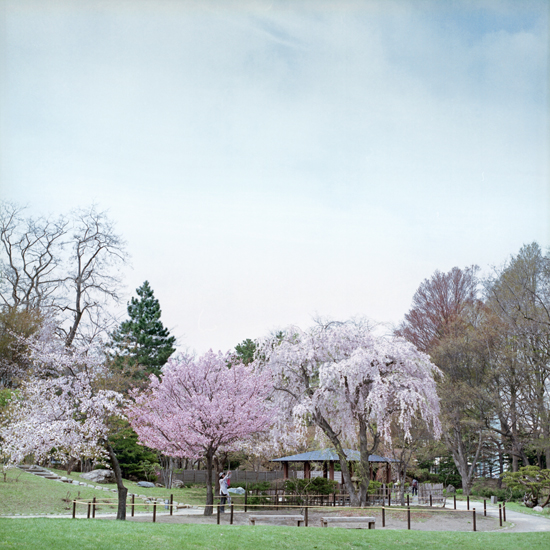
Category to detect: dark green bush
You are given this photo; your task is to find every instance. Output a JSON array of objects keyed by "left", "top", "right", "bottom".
[
  {"left": 470, "top": 485, "right": 524, "bottom": 502},
  {"left": 284, "top": 477, "right": 338, "bottom": 495}
]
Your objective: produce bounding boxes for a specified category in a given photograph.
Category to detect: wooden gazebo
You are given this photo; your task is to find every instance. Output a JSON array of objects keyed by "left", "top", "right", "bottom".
[{"left": 272, "top": 449, "right": 396, "bottom": 484}]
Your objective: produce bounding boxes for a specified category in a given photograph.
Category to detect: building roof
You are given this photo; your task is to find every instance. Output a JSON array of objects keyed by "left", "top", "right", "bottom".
[{"left": 271, "top": 449, "right": 397, "bottom": 463}]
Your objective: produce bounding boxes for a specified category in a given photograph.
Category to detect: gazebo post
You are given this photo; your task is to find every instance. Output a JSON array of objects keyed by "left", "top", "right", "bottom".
[
  {"left": 304, "top": 461, "right": 311, "bottom": 479},
  {"left": 323, "top": 462, "right": 328, "bottom": 479},
  {"left": 386, "top": 463, "right": 391, "bottom": 483},
  {"left": 329, "top": 461, "right": 334, "bottom": 481},
  {"left": 283, "top": 462, "right": 289, "bottom": 480},
  {"left": 369, "top": 463, "right": 373, "bottom": 480}
]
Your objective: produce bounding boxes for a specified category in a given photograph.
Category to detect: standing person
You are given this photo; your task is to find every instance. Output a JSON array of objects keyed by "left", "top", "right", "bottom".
[
  {"left": 411, "top": 479, "right": 418, "bottom": 496},
  {"left": 219, "top": 470, "right": 232, "bottom": 513}
]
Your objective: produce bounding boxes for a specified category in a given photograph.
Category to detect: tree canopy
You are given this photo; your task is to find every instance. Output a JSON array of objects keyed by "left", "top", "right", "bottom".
[{"left": 110, "top": 281, "right": 176, "bottom": 380}]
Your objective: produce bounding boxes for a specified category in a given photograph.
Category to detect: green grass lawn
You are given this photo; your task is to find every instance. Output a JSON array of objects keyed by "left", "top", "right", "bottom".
[
  {"left": 0, "top": 468, "right": 209, "bottom": 516},
  {"left": 0, "top": 519, "right": 549, "bottom": 550},
  {"left": 452, "top": 494, "right": 550, "bottom": 519}
]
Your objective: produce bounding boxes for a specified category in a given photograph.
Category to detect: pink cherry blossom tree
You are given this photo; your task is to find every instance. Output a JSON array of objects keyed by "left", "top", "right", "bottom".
[
  {"left": 259, "top": 320, "right": 442, "bottom": 507},
  {"left": 127, "top": 350, "right": 274, "bottom": 515},
  {"left": 1, "top": 322, "right": 129, "bottom": 519}
]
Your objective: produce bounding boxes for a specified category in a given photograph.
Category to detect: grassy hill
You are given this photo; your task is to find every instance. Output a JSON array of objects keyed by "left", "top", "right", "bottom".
[{"left": 0, "top": 467, "right": 206, "bottom": 516}]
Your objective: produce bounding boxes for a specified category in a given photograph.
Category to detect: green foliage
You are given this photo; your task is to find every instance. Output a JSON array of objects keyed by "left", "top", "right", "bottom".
[
  {"left": 502, "top": 466, "right": 550, "bottom": 507},
  {"left": 470, "top": 484, "right": 524, "bottom": 502},
  {"left": 436, "top": 456, "right": 462, "bottom": 487},
  {"left": 284, "top": 476, "right": 338, "bottom": 495},
  {"left": 367, "top": 480, "right": 382, "bottom": 494},
  {"left": 0, "top": 307, "right": 42, "bottom": 388},
  {"left": 109, "top": 281, "right": 176, "bottom": 380},
  {"left": 233, "top": 339, "right": 257, "bottom": 365},
  {"left": 0, "top": 388, "right": 14, "bottom": 409},
  {"left": 108, "top": 421, "right": 159, "bottom": 480}
]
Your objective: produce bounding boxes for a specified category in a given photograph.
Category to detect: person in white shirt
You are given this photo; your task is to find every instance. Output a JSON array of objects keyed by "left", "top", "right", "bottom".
[{"left": 219, "top": 470, "right": 232, "bottom": 513}]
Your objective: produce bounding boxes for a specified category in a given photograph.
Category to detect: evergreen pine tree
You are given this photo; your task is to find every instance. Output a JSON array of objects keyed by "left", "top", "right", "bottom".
[{"left": 110, "top": 281, "right": 176, "bottom": 379}]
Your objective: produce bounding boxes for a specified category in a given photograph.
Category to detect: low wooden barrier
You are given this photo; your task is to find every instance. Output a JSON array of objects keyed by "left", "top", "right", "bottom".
[{"left": 71, "top": 497, "right": 501, "bottom": 532}]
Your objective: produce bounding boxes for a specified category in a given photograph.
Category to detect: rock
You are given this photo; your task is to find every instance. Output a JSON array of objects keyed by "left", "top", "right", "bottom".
[
  {"left": 491, "top": 496, "right": 498, "bottom": 505},
  {"left": 136, "top": 481, "right": 155, "bottom": 488},
  {"left": 446, "top": 485, "right": 456, "bottom": 494},
  {"left": 155, "top": 483, "right": 164, "bottom": 488},
  {"left": 172, "top": 480, "right": 185, "bottom": 488},
  {"left": 80, "top": 469, "right": 116, "bottom": 484},
  {"left": 533, "top": 506, "right": 544, "bottom": 512}
]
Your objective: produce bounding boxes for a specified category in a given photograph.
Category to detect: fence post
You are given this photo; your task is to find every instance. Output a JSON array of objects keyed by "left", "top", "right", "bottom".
[
  {"left": 388, "top": 488, "right": 391, "bottom": 507},
  {"left": 87, "top": 501, "right": 91, "bottom": 519},
  {"left": 244, "top": 490, "right": 248, "bottom": 513},
  {"left": 499, "top": 504, "right": 502, "bottom": 527},
  {"left": 304, "top": 506, "right": 308, "bottom": 527},
  {"left": 503, "top": 502, "right": 506, "bottom": 522},
  {"left": 382, "top": 506, "right": 385, "bottom": 527},
  {"left": 333, "top": 490, "right": 336, "bottom": 507},
  {"left": 453, "top": 495, "right": 456, "bottom": 510},
  {"left": 131, "top": 494, "right": 135, "bottom": 517},
  {"left": 230, "top": 504, "right": 234, "bottom": 525},
  {"left": 484, "top": 499, "right": 486, "bottom": 516},
  {"left": 407, "top": 494, "right": 409, "bottom": 507},
  {"left": 170, "top": 494, "right": 173, "bottom": 516},
  {"left": 217, "top": 504, "right": 221, "bottom": 525},
  {"left": 407, "top": 506, "right": 411, "bottom": 530},
  {"left": 72, "top": 500, "right": 76, "bottom": 519},
  {"left": 153, "top": 502, "right": 157, "bottom": 523},
  {"left": 92, "top": 497, "right": 96, "bottom": 519},
  {"left": 473, "top": 508, "right": 476, "bottom": 532},
  {"left": 430, "top": 494, "right": 432, "bottom": 507},
  {"left": 467, "top": 495, "right": 470, "bottom": 511}
]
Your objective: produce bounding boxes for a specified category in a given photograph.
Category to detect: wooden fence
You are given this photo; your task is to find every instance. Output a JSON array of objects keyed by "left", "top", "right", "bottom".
[{"left": 172, "top": 470, "right": 293, "bottom": 484}]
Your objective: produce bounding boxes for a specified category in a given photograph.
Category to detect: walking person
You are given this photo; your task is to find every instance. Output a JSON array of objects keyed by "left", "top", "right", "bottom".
[
  {"left": 219, "top": 470, "right": 232, "bottom": 513},
  {"left": 411, "top": 478, "right": 418, "bottom": 496}
]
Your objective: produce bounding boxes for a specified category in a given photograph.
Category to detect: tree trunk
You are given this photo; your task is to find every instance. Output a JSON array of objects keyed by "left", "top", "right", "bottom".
[
  {"left": 204, "top": 450, "right": 214, "bottom": 516},
  {"left": 106, "top": 442, "right": 128, "bottom": 520},
  {"left": 314, "top": 410, "right": 360, "bottom": 506},
  {"left": 357, "top": 419, "right": 378, "bottom": 506}
]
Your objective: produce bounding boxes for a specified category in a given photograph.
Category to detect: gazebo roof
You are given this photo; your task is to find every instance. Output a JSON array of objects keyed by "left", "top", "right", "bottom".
[{"left": 271, "top": 449, "right": 397, "bottom": 463}]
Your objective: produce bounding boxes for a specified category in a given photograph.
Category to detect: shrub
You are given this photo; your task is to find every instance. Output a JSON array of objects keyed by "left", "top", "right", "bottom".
[{"left": 284, "top": 477, "right": 338, "bottom": 495}]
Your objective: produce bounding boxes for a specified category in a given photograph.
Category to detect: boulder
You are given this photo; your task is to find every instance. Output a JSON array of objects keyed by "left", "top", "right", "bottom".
[
  {"left": 445, "top": 485, "right": 456, "bottom": 494},
  {"left": 533, "top": 506, "right": 544, "bottom": 512},
  {"left": 137, "top": 481, "right": 155, "bottom": 488},
  {"left": 80, "top": 469, "right": 116, "bottom": 484},
  {"left": 155, "top": 483, "right": 164, "bottom": 488},
  {"left": 172, "top": 480, "right": 185, "bottom": 488}
]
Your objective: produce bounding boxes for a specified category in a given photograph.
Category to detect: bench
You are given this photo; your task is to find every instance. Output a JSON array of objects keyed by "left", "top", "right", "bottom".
[
  {"left": 320, "top": 516, "right": 376, "bottom": 529},
  {"left": 249, "top": 515, "right": 304, "bottom": 526}
]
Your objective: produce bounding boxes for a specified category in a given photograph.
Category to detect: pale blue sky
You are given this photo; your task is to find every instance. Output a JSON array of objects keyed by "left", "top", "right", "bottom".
[{"left": 1, "top": 0, "right": 548, "bottom": 353}]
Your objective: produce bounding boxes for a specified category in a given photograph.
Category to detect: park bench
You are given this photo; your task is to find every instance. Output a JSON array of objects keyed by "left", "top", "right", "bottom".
[
  {"left": 320, "top": 516, "right": 376, "bottom": 529},
  {"left": 248, "top": 514, "right": 304, "bottom": 526}
]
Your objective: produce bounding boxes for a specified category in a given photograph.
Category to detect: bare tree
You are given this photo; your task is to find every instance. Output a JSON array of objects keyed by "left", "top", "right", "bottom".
[
  {"left": 0, "top": 203, "right": 67, "bottom": 311},
  {"left": 0, "top": 202, "right": 128, "bottom": 347},
  {"left": 485, "top": 243, "right": 550, "bottom": 469},
  {"left": 398, "top": 267, "right": 491, "bottom": 495},
  {"left": 396, "top": 266, "right": 479, "bottom": 353},
  {"left": 60, "top": 207, "right": 128, "bottom": 347}
]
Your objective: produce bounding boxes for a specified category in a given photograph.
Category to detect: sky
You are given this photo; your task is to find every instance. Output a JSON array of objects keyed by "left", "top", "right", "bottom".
[{"left": 0, "top": 0, "right": 548, "bottom": 354}]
